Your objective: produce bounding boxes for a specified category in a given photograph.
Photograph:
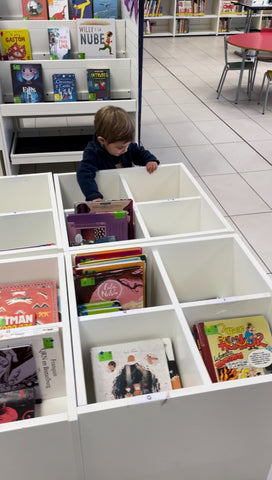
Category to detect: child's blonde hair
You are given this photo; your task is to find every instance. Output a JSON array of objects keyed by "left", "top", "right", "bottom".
[{"left": 94, "top": 106, "right": 135, "bottom": 144}]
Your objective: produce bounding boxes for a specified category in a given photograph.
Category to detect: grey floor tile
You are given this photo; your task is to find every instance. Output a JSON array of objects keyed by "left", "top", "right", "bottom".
[
  {"left": 165, "top": 122, "right": 210, "bottom": 146},
  {"left": 214, "top": 142, "right": 271, "bottom": 172},
  {"left": 194, "top": 120, "right": 242, "bottom": 143},
  {"left": 150, "top": 104, "right": 188, "bottom": 123},
  {"left": 241, "top": 170, "right": 272, "bottom": 208},
  {"left": 182, "top": 144, "right": 235, "bottom": 175},
  {"left": 141, "top": 124, "right": 177, "bottom": 148}
]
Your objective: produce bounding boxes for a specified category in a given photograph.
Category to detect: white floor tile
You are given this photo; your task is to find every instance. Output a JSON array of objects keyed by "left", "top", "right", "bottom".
[
  {"left": 241, "top": 170, "right": 272, "bottom": 208},
  {"left": 181, "top": 144, "right": 235, "bottom": 175},
  {"left": 141, "top": 124, "right": 177, "bottom": 148},
  {"left": 193, "top": 120, "right": 242, "bottom": 143},
  {"left": 214, "top": 142, "right": 271, "bottom": 172},
  {"left": 165, "top": 122, "right": 210, "bottom": 146}
]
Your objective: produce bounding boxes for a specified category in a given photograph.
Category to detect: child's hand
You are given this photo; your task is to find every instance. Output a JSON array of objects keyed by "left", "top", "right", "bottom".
[
  {"left": 146, "top": 162, "right": 158, "bottom": 174},
  {"left": 92, "top": 198, "right": 103, "bottom": 202}
]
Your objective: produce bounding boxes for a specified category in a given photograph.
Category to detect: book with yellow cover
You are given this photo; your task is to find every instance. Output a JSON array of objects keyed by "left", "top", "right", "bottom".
[
  {"left": 194, "top": 315, "right": 272, "bottom": 382},
  {"left": 0, "top": 29, "right": 32, "bottom": 61}
]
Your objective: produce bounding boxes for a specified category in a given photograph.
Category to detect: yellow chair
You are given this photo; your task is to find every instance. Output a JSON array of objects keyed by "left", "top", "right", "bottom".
[{"left": 258, "top": 69, "right": 272, "bottom": 114}]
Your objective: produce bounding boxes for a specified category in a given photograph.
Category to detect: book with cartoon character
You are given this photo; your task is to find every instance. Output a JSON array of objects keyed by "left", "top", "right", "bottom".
[
  {"left": 71, "top": 0, "right": 93, "bottom": 18},
  {"left": 47, "top": 0, "right": 69, "bottom": 19},
  {"left": 90, "top": 338, "right": 174, "bottom": 402},
  {"left": 76, "top": 18, "right": 116, "bottom": 58},
  {"left": 87, "top": 68, "right": 110, "bottom": 101},
  {"left": 52, "top": 73, "right": 77, "bottom": 101},
  {"left": 0, "top": 29, "right": 32, "bottom": 61},
  {"left": 193, "top": 315, "right": 272, "bottom": 383},
  {"left": 10, "top": 63, "right": 44, "bottom": 103},
  {"left": 21, "top": 0, "right": 49, "bottom": 20}
]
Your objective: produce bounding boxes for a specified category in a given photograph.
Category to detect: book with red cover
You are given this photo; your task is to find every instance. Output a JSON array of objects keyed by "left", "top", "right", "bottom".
[
  {"left": 21, "top": 0, "right": 48, "bottom": 20},
  {"left": 0, "top": 387, "right": 35, "bottom": 423},
  {"left": 0, "top": 280, "right": 59, "bottom": 328},
  {"left": 67, "top": 211, "right": 129, "bottom": 246},
  {"left": 74, "top": 247, "right": 143, "bottom": 266},
  {"left": 193, "top": 323, "right": 217, "bottom": 382}
]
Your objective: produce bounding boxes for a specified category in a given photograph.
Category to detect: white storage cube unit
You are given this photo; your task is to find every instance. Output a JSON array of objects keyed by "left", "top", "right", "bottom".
[
  {"left": 54, "top": 164, "right": 232, "bottom": 250},
  {"left": 0, "top": 253, "right": 84, "bottom": 480},
  {"left": 0, "top": 173, "right": 62, "bottom": 257}
]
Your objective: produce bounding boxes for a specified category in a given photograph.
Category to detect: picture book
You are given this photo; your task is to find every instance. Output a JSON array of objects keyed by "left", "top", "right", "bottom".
[
  {"left": 0, "top": 326, "right": 66, "bottom": 400},
  {"left": 10, "top": 63, "right": 44, "bottom": 104},
  {"left": 0, "top": 280, "right": 59, "bottom": 328},
  {"left": 0, "top": 387, "right": 35, "bottom": 424},
  {"left": 66, "top": 211, "right": 128, "bottom": 246},
  {"left": 74, "top": 246, "right": 142, "bottom": 265},
  {"left": 90, "top": 338, "right": 173, "bottom": 402},
  {"left": 93, "top": 0, "right": 118, "bottom": 18},
  {"left": 87, "top": 68, "right": 110, "bottom": 101},
  {"left": 78, "top": 299, "right": 122, "bottom": 316},
  {"left": 21, "top": 0, "right": 49, "bottom": 20},
  {"left": 163, "top": 337, "right": 182, "bottom": 390},
  {"left": 74, "top": 199, "right": 134, "bottom": 239},
  {"left": 0, "top": 29, "right": 32, "bottom": 61},
  {"left": 0, "top": 344, "right": 40, "bottom": 401},
  {"left": 193, "top": 315, "right": 272, "bottom": 383},
  {"left": 76, "top": 18, "right": 116, "bottom": 58},
  {"left": 74, "top": 257, "right": 146, "bottom": 310},
  {"left": 47, "top": 0, "right": 69, "bottom": 19},
  {"left": 71, "top": 0, "right": 93, "bottom": 18},
  {"left": 48, "top": 27, "right": 72, "bottom": 60},
  {"left": 52, "top": 73, "right": 77, "bottom": 102}
]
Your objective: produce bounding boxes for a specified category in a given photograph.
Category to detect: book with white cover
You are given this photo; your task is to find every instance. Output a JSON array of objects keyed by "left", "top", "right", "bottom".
[{"left": 76, "top": 18, "right": 116, "bottom": 58}]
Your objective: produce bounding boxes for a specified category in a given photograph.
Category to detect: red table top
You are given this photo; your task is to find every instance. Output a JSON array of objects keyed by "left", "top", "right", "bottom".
[{"left": 227, "top": 32, "right": 272, "bottom": 52}]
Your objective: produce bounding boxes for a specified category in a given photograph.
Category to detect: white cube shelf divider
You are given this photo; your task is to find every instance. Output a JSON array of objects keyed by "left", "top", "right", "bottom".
[
  {"left": 0, "top": 253, "right": 84, "bottom": 480},
  {"left": 0, "top": 173, "right": 62, "bottom": 257},
  {"left": 53, "top": 163, "right": 233, "bottom": 250}
]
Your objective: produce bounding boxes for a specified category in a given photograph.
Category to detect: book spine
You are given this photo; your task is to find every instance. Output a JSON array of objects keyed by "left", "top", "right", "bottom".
[{"left": 193, "top": 323, "right": 218, "bottom": 383}]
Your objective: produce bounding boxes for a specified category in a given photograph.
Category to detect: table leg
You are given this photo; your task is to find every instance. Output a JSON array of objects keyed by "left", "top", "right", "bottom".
[{"left": 235, "top": 48, "right": 247, "bottom": 104}]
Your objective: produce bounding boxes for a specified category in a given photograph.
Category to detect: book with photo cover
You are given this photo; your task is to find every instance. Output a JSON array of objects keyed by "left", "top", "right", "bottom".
[
  {"left": 52, "top": 73, "right": 77, "bottom": 102},
  {"left": 10, "top": 63, "right": 44, "bottom": 104},
  {"left": 74, "top": 199, "right": 134, "bottom": 239},
  {"left": 193, "top": 315, "right": 272, "bottom": 383},
  {"left": 21, "top": 0, "right": 49, "bottom": 20},
  {"left": 74, "top": 256, "right": 146, "bottom": 310},
  {"left": 0, "top": 326, "right": 66, "bottom": 400},
  {"left": 67, "top": 211, "right": 129, "bottom": 246},
  {"left": 47, "top": 0, "right": 69, "bottom": 19},
  {"left": 76, "top": 18, "right": 116, "bottom": 58},
  {"left": 71, "top": 0, "right": 93, "bottom": 18},
  {"left": 93, "top": 0, "right": 118, "bottom": 18},
  {"left": 87, "top": 68, "right": 110, "bottom": 101},
  {"left": 0, "top": 387, "right": 35, "bottom": 424},
  {"left": 0, "top": 280, "right": 59, "bottom": 328},
  {"left": 48, "top": 27, "right": 72, "bottom": 60},
  {"left": 74, "top": 246, "right": 142, "bottom": 265},
  {"left": 90, "top": 337, "right": 173, "bottom": 402},
  {"left": 0, "top": 29, "right": 32, "bottom": 61}
]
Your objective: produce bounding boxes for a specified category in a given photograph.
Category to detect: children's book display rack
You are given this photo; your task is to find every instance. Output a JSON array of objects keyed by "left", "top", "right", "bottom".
[{"left": 1, "top": 164, "right": 272, "bottom": 480}]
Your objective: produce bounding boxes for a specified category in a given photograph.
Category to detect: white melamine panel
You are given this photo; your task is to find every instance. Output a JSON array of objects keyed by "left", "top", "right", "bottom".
[{"left": 0, "top": 173, "right": 55, "bottom": 211}]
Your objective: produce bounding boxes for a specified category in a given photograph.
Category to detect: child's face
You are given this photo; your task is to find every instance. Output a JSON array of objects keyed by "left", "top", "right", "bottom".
[{"left": 100, "top": 138, "right": 130, "bottom": 156}]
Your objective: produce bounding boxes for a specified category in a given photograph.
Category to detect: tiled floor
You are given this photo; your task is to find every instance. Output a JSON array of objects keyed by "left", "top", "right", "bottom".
[{"left": 142, "top": 35, "right": 272, "bottom": 280}]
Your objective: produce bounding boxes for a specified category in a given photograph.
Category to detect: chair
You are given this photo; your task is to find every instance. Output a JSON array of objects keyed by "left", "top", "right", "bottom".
[
  {"left": 250, "top": 28, "right": 272, "bottom": 92},
  {"left": 257, "top": 69, "right": 272, "bottom": 114},
  {"left": 216, "top": 36, "right": 254, "bottom": 100}
]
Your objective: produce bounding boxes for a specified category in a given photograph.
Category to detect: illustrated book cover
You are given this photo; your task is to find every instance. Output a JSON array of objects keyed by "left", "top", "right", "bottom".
[
  {"left": 163, "top": 337, "right": 182, "bottom": 390},
  {"left": 74, "top": 246, "right": 142, "bottom": 265},
  {"left": 193, "top": 315, "right": 272, "bottom": 382},
  {"left": 90, "top": 337, "right": 173, "bottom": 402},
  {"left": 48, "top": 27, "right": 72, "bottom": 60},
  {"left": 74, "top": 199, "right": 134, "bottom": 239},
  {"left": 10, "top": 63, "right": 44, "bottom": 104},
  {"left": 0, "top": 29, "right": 32, "bottom": 61},
  {"left": 71, "top": 0, "right": 93, "bottom": 18},
  {"left": 47, "top": 0, "right": 69, "bottom": 19},
  {"left": 66, "top": 211, "right": 128, "bottom": 245},
  {"left": 87, "top": 68, "right": 110, "bottom": 101},
  {"left": 52, "top": 73, "right": 77, "bottom": 101},
  {"left": 93, "top": 0, "right": 118, "bottom": 18},
  {"left": 0, "top": 326, "right": 66, "bottom": 400},
  {"left": 76, "top": 18, "right": 116, "bottom": 58},
  {"left": 74, "top": 256, "right": 146, "bottom": 310},
  {"left": 0, "top": 280, "right": 59, "bottom": 328},
  {"left": 21, "top": 0, "right": 49, "bottom": 20},
  {"left": 0, "top": 387, "right": 35, "bottom": 423}
]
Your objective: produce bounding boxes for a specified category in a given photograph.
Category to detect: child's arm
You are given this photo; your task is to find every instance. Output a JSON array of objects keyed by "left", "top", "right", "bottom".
[
  {"left": 128, "top": 143, "right": 159, "bottom": 173},
  {"left": 76, "top": 158, "right": 103, "bottom": 201}
]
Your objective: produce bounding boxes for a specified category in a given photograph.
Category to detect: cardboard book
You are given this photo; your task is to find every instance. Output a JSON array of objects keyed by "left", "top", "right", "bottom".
[
  {"left": 10, "top": 63, "right": 44, "bottom": 103},
  {"left": 67, "top": 211, "right": 129, "bottom": 245},
  {"left": 0, "top": 29, "right": 32, "bottom": 61}
]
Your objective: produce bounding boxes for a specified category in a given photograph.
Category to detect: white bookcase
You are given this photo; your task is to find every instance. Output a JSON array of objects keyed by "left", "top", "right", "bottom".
[
  {"left": 144, "top": 0, "right": 272, "bottom": 36},
  {"left": 0, "top": 1, "right": 139, "bottom": 175}
]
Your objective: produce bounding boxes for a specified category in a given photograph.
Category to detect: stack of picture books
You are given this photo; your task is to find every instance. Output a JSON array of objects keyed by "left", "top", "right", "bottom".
[
  {"left": 73, "top": 246, "right": 146, "bottom": 313},
  {"left": 90, "top": 337, "right": 182, "bottom": 403},
  {"left": 67, "top": 199, "right": 134, "bottom": 246},
  {"left": 193, "top": 315, "right": 272, "bottom": 382}
]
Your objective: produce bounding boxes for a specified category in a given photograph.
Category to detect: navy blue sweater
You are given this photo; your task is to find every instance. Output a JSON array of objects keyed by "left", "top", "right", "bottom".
[{"left": 77, "top": 136, "right": 159, "bottom": 200}]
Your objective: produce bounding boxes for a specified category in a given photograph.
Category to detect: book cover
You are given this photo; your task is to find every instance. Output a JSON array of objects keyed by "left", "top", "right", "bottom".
[
  {"left": 21, "top": 0, "right": 49, "bottom": 20},
  {"left": 74, "top": 258, "right": 146, "bottom": 310},
  {"left": 47, "top": 0, "right": 69, "bottom": 19},
  {"left": 0, "top": 326, "right": 66, "bottom": 400},
  {"left": 0, "top": 280, "right": 59, "bottom": 328},
  {"left": 76, "top": 18, "right": 116, "bottom": 58},
  {"left": 93, "top": 0, "right": 118, "bottom": 18},
  {"left": 87, "top": 68, "right": 110, "bottom": 101},
  {"left": 52, "top": 73, "right": 77, "bottom": 102},
  {"left": 163, "top": 338, "right": 182, "bottom": 389},
  {"left": 74, "top": 246, "right": 142, "bottom": 265},
  {"left": 0, "top": 29, "right": 32, "bottom": 61},
  {"left": 10, "top": 63, "right": 44, "bottom": 104},
  {"left": 67, "top": 211, "right": 128, "bottom": 245},
  {"left": 48, "top": 27, "right": 72, "bottom": 60},
  {"left": 71, "top": 0, "right": 93, "bottom": 18},
  {"left": 0, "top": 387, "right": 35, "bottom": 423},
  {"left": 74, "top": 199, "right": 134, "bottom": 239},
  {"left": 90, "top": 338, "right": 173, "bottom": 402},
  {"left": 194, "top": 315, "right": 272, "bottom": 382},
  {"left": 0, "top": 344, "right": 40, "bottom": 401}
]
